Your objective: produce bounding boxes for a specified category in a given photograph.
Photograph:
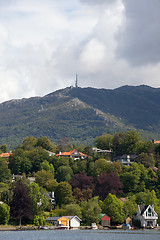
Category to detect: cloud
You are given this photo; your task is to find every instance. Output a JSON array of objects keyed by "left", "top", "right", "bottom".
[
  {"left": 80, "top": 0, "right": 117, "bottom": 6},
  {"left": 116, "top": 0, "right": 160, "bottom": 66},
  {"left": 79, "top": 39, "right": 106, "bottom": 73},
  {"left": 0, "top": 0, "right": 159, "bottom": 103}
]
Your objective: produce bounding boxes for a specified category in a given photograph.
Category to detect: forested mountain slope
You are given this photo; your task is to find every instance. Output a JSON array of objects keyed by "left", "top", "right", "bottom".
[{"left": 0, "top": 85, "right": 160, "bottom": 147}]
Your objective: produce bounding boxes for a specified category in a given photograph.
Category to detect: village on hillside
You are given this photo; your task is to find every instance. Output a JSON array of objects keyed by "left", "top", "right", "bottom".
[{"left": 0, "top": 131, "right": 160, "bottom": 230}]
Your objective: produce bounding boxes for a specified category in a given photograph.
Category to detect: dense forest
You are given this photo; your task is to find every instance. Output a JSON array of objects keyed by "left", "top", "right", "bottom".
[{"left": 0, "top": 131, "right": 160, "bottom": 226}]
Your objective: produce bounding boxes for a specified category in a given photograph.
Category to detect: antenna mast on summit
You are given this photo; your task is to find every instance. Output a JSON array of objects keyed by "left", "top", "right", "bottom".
[{"left": 75, "top": 74, "right": 78, "bottom": 88}]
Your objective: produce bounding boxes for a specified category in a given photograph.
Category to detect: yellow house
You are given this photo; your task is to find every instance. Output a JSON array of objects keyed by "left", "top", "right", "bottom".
[{"left": 57, "top": 216, "right": 69, "bottom": 227}]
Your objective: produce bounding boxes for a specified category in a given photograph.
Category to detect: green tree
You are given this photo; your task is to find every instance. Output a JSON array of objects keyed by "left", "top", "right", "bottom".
[
  {"left": 112, "top": 132, "right": 125, "bottom": 156},
  {"left": 64, "top": 203, "right": 82, "bottom": 219},
  {"left": 34, "top": 215, "right": 45, "bottom": 226},
  {"left": 95, "top": 133, "right": 113, "bottom": 150},
  {"left": 93, "top": 159, "right": 113, "bottom": 177},
  {"left": 9, "top": 148, "right": 32, "bottom": 175},
  {"left": 123, "top": 196, "right": 137, "bottom": 218},
  {"left": 135, "top": 153, "right": 155, "bottom": 168},
  {"left": 120, "top": 163, "right": 146, "bottom": 193},
  {"left": 29, "top": 148, "right": 50, "bottom": 173},
  {"left": 145, "top": 190, "right": 159, "bottom": 206},
  {"left": 36, "top": 136, "right": 57, "bottom": 152},
  {"left": 0, "top": 144, "right": 8, "bottom": 153},
  {"left": 0, "top": 183, "right": 12, "bottom": 205},
  {"left": 55, "top": 182, "right": 75, "bottom": 207},
  {"left": 103, "top": 193, "right": 125, "bottom": 225},
  {"left": 22, "top": 137, "right": 37, "bottom": 151},
  {"left": 28, "top": 182, "right": 50, "bottom": 216},
  {"left": 56, "top": 166, "right": 73, "bottom": 182},
  {"left": 40, "top": 160, "right": 55, "bottom": 174},
  {"left": 0, "top": 202, "right": 10, "bottom": 225},
  {"left": 81, "top": 197, "right": 101, "bottom": 225},
  {"left": 76, "top": 160, "right": 87, "bottom": 173},
  {"left": 35, "top": 170, "right": 57, "bottom": 191},
  {"left": 50, "top": 156, "right": 70, "bottom": 172},
  {"left": 0, "top": 158, "right": 12, "bottom": 183},
  {"left": 122, "top": 131, "right": 141, "bottom": 154},
  {"left": 137, "top": 140, "right": 155, "bottom": 155}
]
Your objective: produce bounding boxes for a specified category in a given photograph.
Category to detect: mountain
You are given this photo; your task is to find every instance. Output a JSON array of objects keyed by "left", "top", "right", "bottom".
[{"left": 1, "top": 85, "right": 160, "bottom": 148}]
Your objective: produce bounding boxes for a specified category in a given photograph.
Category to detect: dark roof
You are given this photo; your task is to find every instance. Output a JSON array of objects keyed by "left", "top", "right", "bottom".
[
  {"left": 45, "top": 217, "right": 60, "bottom": 221},
  {"left": 139, "top": 205, "right": 149, "bottom": 215},
  {"left": 46, "top": 215, "right": 82, "bottom": 222}
]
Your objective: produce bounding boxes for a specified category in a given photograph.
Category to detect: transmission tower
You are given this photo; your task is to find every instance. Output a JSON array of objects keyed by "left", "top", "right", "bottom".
[{"left": 75, "top": 74, "right": 78, "bottom": 88}]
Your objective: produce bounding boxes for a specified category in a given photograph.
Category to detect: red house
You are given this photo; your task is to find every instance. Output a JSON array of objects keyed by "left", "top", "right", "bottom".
[{"left": 101, "top": 214, "right": 111, "bottom": 227}]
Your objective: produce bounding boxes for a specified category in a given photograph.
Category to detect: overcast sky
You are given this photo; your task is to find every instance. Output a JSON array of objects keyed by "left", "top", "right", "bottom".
[{"left": 0, "top": 0, "right": 160, "bottom": 102}]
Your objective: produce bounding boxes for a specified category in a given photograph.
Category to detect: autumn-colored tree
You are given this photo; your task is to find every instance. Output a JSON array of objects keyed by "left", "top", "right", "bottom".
[
  {"left": 82, "top": 188, "right": 93, "bottom": 201},
  {"left": 10, "top": 182, "right": 33, "bottom": 226},
  {"left": 95, "top": 172, "right": 123, "bottom": 200},
  {"left": 73, "top": 188, "right": 93, "bottom": 203},
  {"left": 73, "top": 188, "right": 84, "bottom": 203},
  {"left": 70, "top": 172, "right": 94, "bottom": 191}
]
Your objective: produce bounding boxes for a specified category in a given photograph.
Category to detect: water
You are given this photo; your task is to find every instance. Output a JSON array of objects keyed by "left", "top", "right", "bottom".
[{"left": 0, "top": 229, "right": 159, "bottom": 240}]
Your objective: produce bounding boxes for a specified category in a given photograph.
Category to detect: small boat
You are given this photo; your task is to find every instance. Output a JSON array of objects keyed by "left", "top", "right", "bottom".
[
  {"left": 55, "top": 224, "right": 68, "bottom": 230},
  {"left": 40, "top": 226, "right": 49, "bottom": 230},
  {"left": 91, "top": 223, "right": 98, "bottom": 229},
  {"left": 122, "top": 223, "right": 131, "bottom": 230}
]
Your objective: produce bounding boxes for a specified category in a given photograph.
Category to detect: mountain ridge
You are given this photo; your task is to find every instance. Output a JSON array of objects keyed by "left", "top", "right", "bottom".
[{"left": 1, "top": 85, "right": 160, "bottom": 148}]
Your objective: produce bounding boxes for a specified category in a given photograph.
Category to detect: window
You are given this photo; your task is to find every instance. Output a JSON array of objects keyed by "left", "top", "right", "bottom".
[{"left": 148, "top": 208, "right": 152, "bottom": 217}]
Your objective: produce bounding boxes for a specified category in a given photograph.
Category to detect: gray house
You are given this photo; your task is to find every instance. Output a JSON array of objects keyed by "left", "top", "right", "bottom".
[
  {"left": 45, "top": 216, "right": 60, "bottom": 225},
  {"left": 113, "top": 155, "right": 137, "bottom": 166},
  {"left": 135, "top": 204, "right": 158, "bottom": 228}
]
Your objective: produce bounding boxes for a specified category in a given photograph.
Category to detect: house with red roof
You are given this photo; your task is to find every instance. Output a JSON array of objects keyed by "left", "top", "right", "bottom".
[
  {"left": 0, "top": 152, "right": 12, "bottom": 158},
  {"left": 101, "top": 214, "right": 111, "bottom": 227},
  {"left": 153, "top": 140, "right": 160, "bottom": 144},
  {"left": 56, "top": 149, "right": 87, "bottom": 160}
]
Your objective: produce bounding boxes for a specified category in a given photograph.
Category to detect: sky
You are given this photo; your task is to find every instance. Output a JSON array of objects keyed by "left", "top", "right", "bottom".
[{"left": 0, "top": 0, "right": 160, "bottom": 102}]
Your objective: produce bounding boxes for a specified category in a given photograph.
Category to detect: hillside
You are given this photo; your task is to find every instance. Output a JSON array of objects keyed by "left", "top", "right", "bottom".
[{"left": 1, "top": 85, "right": 160, "bottom": 148}]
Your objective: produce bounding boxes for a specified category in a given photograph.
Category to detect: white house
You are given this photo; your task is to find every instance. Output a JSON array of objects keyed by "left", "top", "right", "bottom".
[
  {"left": 135, "top": 204, "right": 158, "bottom": 228},
  {"left": 64, "top": 216, "right": 82, "bottom": 228}
]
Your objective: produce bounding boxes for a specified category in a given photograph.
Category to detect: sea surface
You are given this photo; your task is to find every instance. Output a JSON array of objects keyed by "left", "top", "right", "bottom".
[{"left": 0, "top": 229, "right": 159, "bottom": 240}]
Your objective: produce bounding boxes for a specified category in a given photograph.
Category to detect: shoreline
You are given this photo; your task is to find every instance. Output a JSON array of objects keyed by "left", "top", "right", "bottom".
[
  {"left": 0, "top": 225, "right": 159, "bottom": 231},
  {"left": 0, "top": 226, "right": 39, "bottom": 231}
]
